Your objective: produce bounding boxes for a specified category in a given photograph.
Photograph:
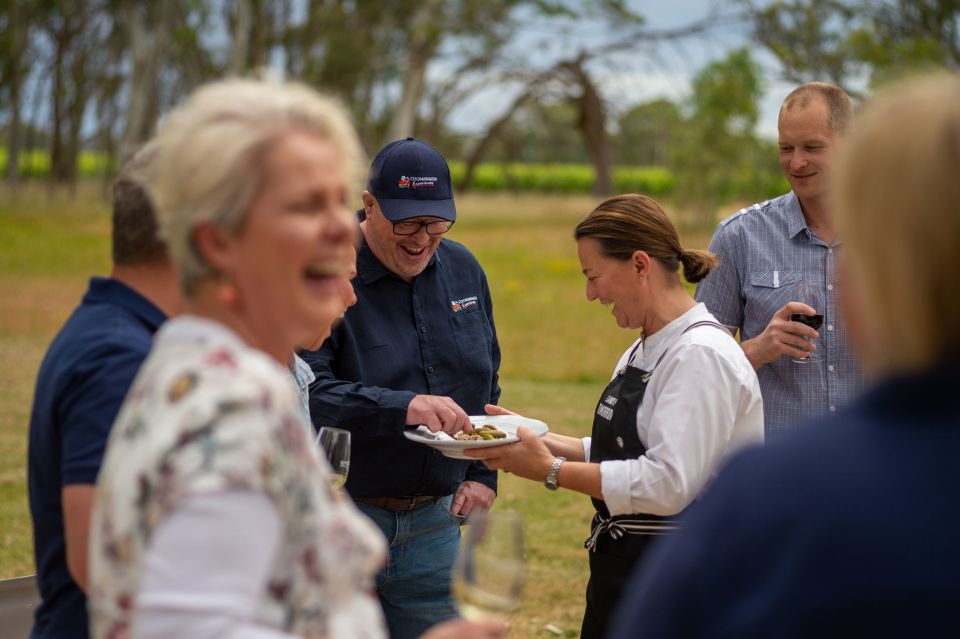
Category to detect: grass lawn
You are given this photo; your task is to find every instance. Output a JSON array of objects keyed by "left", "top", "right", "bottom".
[{"left": 0, "top": 185, "right": 712, "bottom": 638}]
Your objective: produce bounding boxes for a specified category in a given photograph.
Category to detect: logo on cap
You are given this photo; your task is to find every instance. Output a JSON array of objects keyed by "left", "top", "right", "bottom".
[
  {"left": 397, "top": 175, "right": 438, "bottom": 189},
  {"left": 368, "top": 138, "right": 456, "bottom": 222}
]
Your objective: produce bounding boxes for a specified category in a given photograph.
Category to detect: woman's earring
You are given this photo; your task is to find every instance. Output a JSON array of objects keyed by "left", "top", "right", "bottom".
[{"left": 217, "top": 277, "right": 240, "bottom": 308}]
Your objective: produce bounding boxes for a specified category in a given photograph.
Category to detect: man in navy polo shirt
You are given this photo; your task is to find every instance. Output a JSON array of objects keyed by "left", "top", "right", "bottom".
[
  {"left": 305, "top": 137, "right": 500, "bottom": 639},
  {"left": 27, "top": 144, "right": 182, "bottom": 639}
]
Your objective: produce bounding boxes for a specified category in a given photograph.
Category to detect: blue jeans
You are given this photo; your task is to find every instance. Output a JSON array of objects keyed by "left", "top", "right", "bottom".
[{"left": 355, "top": 495, "right": 464, "bottom": 639}]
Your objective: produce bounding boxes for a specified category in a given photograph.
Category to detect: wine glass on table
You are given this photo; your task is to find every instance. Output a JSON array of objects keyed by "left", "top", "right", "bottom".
[
  {"left": 790, "top": 278, "right": 824, "bottom": 364},
  {"left": 453, "top": 509, "right": 525, "bottom": 621},
  {"left": 316, "top": 426, "right": 350, "bottom": 489}
]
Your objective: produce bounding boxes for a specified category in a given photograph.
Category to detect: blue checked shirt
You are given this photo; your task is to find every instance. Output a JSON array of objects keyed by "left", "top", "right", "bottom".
[
  {"left": 695, "top": 192, "right": 865, "bottom": 438},
  {"left": 290, "top": 353, "right": 316, "bottom": 426}
]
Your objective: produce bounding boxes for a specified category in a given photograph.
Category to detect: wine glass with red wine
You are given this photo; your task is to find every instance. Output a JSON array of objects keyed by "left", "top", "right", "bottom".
[{"left": 790, "top": 278, "right": 823, "bottom": 364}]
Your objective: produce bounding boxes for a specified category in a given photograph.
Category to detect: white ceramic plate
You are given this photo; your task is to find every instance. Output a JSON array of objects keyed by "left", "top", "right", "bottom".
[{"left": 403, "top": 414, "right": 549, "bottom": 460}]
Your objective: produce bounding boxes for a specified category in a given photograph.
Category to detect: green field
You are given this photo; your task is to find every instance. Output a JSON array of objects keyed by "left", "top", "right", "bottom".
[
  {"left": 1, "top": 149, "right": 679, "bottom": 196},
  {"left": 0, "top": 185, "right": 713, "bottom": 638}
]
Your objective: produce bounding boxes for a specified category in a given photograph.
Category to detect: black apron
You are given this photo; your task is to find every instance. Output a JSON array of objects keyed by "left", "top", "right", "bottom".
[{"left": 579, "top": 320, "right": 729, "bottom": 639}]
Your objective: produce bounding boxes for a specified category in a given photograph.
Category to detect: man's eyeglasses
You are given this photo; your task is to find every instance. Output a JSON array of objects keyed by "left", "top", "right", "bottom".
[{"left": 392, "top": 219, "right": 454, "bottom": 236}]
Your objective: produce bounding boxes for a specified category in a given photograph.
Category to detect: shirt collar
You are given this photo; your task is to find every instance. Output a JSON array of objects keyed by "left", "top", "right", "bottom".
[
  {"left": 290, "top": 353, "right": 315, "bottom": 388},
  {"left": 355, "top": 236, "right": 443, "bottom": 285},
  {"left": 635, "top": 303, "right": 712, "bottom": 371},
  {"left": 84, "top": 276, "right": 167, "bottom": 330},
  {"left": 784, "top": 191, "right": 810, "bottom": 240}
]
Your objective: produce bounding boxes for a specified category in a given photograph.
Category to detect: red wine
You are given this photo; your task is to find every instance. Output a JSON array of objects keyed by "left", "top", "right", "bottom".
[{"left": 790, "top": 313, "right": 824, "bottom": 330}]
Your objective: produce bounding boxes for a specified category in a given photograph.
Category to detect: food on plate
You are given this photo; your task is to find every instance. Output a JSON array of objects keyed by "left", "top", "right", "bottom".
[{"left": 454, "top": 424, "right": 508, "bottom": 441}]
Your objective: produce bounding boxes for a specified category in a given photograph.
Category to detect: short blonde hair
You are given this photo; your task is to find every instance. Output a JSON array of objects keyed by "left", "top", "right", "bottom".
[
  {"left": 832, "top": 73, "right": 960, "bottom": 374},
  {"left": 150, "top": 77, "right": 364, "bottom": 296},
  {"left": 780, "top": 81, "right": 854, "bottom": 133}
]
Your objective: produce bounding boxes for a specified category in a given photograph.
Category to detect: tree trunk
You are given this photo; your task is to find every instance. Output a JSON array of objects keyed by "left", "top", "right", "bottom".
[
  {"left": 119, "top": 0, "right": 174, "bottom": 163},
  {"left": 228, "top": 0, "right": 253, "bottom": 74},
  {"left": 561, "top": 59, "right": 612, "bottom": 196},
  {"left": 6, "top": 81, "right": 24, "bottom": 187},
  {"left": 99, "top": 95, "right": 120, "bottom": 194},
  {"left": 65, "top": 35, "right": 93, "bottom": 193},
  {"left": 23, "top": 70, "right": 46, "bottom": 179},
  {"left": 249, "top": 0, "right": 271, "bottom": 69},
  {"left": 50, "top": 29, "right": 67, "bottom": 184},
  {"left": 458, "top": 83, "right": 541, "bottom": 193},
  {"left": 5, "top": 0, "right": 27, "bottom": 188},
  {"left": 386, "top": 0, "right": 442, "bottom": 141}
]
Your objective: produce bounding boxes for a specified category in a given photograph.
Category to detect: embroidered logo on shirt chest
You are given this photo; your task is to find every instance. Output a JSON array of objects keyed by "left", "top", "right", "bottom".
[{"left": 450, "top": 296, "right": 478, "bottom": 312}]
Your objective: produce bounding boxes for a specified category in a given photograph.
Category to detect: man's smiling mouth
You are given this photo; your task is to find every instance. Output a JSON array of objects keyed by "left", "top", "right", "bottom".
[{"left": 400, "top": 245, "right": 426, "bottom": 256}]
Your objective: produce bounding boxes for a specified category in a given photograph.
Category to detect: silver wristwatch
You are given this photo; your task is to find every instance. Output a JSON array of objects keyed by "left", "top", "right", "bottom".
[{"left": 544, "top": 456, "right": 566, "bottom": 491}]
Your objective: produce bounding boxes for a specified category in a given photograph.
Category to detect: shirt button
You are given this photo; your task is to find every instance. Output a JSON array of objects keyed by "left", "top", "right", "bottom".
[
  {"left": 827, "top": 324, "right": 834, "bottom": 331},
  {"left": 829, "top": 405, "right": 837, "bottom": 412},
  {"left": 828, "top": 364, "right": 835, "bottom": 372},
  {"left": 827, "top": 284, "right": 834, "bottom": 291},
  {"left": 427, "top": 365, "right": 435, "bottom": 374},
  {"left": 420, "top": 326, "right": 427, "bottom": 334}
]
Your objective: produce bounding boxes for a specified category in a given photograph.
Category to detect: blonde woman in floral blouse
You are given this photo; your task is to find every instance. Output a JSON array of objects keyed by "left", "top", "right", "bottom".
[{"left": 87, "top": 78, "right": 506, "bottom": 639}]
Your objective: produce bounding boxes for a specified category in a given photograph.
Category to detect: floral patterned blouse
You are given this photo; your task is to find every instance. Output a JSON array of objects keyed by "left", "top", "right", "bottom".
[{"left": 89, "top": 315, "right": 387, "bottom": 638}]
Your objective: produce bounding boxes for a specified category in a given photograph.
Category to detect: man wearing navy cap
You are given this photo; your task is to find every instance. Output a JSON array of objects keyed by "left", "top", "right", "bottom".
[{"left": 304, "top": 137, "right": 501, "bottom": 639}]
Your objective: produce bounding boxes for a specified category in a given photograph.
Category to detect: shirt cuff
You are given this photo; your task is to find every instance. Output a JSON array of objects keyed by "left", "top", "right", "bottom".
[
  {"left": 377, "top": 390, "right": 417, "bottom": 430},
  {"left": 599, "top": 460, "right": 633, "bottom": 516},
  {"left": 464, "top": 462, "right": 498, "bottom": 493}
]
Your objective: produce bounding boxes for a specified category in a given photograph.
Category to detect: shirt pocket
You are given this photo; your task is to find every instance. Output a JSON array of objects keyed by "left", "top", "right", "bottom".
[
  {"left": 744, "top": 270, "right": 801, "bottom": 336},
  {"left": 448, "top": 309, "right": 494, "bottom": 375}
]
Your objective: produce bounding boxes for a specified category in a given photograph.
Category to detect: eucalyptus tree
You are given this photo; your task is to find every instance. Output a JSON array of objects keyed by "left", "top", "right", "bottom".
[
  {"left": 743, "top": 0, "right": 960, "bottom": 92},
  {"left": 671, "top": 48, "right": 781, "bottom": 221},
  {"left": 0, "top": 0, "right": 36, "bottom": 186}
]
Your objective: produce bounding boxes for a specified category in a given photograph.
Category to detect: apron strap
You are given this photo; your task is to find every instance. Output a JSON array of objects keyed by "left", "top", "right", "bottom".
[
  {"left": 682, "top": 319, "right": 733, "bottom": 337},
  {"left": 584, "top": 512, "right": 680, "bottom": 551},
  {"left": 635, "top": 319, "right": 732, "bottom": 381}
]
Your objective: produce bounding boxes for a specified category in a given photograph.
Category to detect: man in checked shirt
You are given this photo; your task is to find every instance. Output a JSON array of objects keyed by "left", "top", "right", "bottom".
[{"left": 695, "top": 82, "right": 866, "bottom": 438}]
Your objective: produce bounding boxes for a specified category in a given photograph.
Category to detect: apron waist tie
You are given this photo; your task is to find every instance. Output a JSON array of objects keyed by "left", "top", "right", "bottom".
[{"left": 584, "top": 512, "right": 680, "bottom": 551}]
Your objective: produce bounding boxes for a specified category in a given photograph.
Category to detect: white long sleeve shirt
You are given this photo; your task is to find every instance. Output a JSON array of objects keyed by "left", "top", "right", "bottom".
[{"left": 584, "top": 303, "right": 764, "bottom": 517}]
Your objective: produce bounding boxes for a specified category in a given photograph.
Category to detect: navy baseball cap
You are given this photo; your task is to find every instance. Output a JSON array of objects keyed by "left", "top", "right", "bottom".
[{"left": 366, "top": 137, "right": 456, "bottom": 222}]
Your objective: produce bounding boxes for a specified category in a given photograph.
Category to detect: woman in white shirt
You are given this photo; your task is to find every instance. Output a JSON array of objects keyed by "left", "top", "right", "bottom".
[
  {"left": 469, "top": 193, "right": 764, "bottom": 639},
  {"left": 88, "top": 78, "right": 504, "bottom": 639}
]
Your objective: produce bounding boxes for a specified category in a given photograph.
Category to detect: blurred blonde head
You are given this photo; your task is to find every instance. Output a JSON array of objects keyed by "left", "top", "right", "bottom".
[
  {"left": 150, "top": 77, "right": 364, "bottom": 297},
  {"left": 832, "top": 73, "right": 960, "bottom": 375}
]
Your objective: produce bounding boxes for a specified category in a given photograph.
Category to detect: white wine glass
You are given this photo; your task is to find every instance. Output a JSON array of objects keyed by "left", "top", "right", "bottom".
[
  {"left": 790, "top": 278, "right": 824, "bottom": 364},
  {"left": 452, "top": 509, "right": 525, "bottom": 621},
  {"left": 316, "top": 426, "right": 350, "bottom": 489}
]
